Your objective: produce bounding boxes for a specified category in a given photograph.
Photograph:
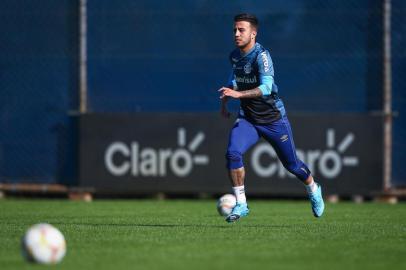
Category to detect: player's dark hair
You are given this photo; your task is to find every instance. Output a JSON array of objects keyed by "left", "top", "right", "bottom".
[{"left": 234, "top": 13, "right": 259, "bottom": 30}]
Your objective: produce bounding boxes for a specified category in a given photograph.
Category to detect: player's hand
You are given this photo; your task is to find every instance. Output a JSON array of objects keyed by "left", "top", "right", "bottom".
[{"left": 218, "top": 87, "right": 242, "bottom": 99}]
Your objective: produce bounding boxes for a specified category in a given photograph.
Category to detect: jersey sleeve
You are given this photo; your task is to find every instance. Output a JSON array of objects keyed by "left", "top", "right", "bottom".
[{"left": 257, "top": 50, "right": 274, "bottom": 96}]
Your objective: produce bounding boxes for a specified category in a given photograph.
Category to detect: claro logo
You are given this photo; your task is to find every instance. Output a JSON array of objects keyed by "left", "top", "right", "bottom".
[
  {"left": 104, "top": 128, "right": 209, "bottom": 177},
  {"left": 251, "top": 129, "right": 359, "bottom": 179}
]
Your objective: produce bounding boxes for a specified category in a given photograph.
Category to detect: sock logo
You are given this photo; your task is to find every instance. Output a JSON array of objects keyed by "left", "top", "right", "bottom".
[
  {"left": 104, "top": 128, "right": 209, "bottom": 177},
  {"left": 251, "top": 128, "right": 358, "bottom": 179}
]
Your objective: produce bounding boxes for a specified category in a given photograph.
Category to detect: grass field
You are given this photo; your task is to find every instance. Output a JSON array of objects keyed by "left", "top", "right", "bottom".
[{"left": 0, "top": 199, "right": 405, "bottom": 270}]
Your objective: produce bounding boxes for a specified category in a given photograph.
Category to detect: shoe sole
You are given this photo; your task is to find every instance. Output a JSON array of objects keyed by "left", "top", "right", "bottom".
[
  {"left": 313, "top": 211, "right": 323, "bottom": 218},
  {"left": 312, "top": 206, "right": 325, "bottom": 218},
  {"left": 225, "top": 214, "right": 241, "bottom": 223},
  {"left": 225, "top": 211, "right": 250, "bottom": 223}
]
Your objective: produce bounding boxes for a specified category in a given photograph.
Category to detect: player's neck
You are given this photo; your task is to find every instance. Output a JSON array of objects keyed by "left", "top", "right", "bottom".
[{"left": 239, "top": 41, "right": 256, "bottom": 54}]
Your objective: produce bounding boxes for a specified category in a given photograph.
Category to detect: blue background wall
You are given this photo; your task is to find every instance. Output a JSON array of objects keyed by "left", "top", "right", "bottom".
[
  {"left": 87, "top": 0, "right": 382, "bottom": 112},
  {"left": 392, "top": 0, "right": 406, "bottom": 186},
  {"left": 0, "top": 0, "right": 404, "bottom": 187},
  {"left": 0, "top": 0, "right": 78, "bottom": 184}
]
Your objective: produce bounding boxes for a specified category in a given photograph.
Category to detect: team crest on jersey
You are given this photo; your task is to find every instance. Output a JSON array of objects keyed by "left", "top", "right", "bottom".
[{"left": 244, "top": 62, "right": 252, "bottom": 74}]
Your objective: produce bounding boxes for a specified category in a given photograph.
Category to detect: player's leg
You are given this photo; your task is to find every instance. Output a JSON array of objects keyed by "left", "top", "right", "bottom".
[
  {"left": 256, "top": 116, "right": 325, "bottom": 217},
  {"left": 225, "top": 118, "right": 260, "bottom": 222}
]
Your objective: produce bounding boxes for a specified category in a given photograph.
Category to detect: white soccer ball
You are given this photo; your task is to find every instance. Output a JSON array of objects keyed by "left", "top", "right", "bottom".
[
  {"left": 22, "top": 223, "right": 66, "bottom": 264},
  {"left": 217, "top": 194, "right": 237, "bottom": 216}
]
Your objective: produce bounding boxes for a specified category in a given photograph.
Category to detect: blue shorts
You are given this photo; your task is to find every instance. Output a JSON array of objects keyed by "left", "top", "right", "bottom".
[{"left": 225, "top": 116, "right": 311, "bottom": 182}]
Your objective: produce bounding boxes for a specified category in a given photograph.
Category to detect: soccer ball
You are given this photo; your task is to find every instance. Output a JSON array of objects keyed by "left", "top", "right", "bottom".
[
  {"left": 21, "top": 223, "right": 66, "bottom": 264},
  {"left": 217, "top": 194, "right": 236, "bottom": 216}
]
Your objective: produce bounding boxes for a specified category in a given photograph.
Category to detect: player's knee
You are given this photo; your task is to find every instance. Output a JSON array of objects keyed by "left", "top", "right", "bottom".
[{"left": 225, "top": 150, "right": 243, "bottom": 170}]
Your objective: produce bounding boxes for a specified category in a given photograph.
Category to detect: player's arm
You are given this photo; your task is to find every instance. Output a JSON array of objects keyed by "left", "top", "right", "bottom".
[
  {"left": 220, "top": 51, "right": 274, "bottom": 99},
  {"left": 219, "top": 78, "right": 272, "bottom": 99},
  {"left": 231, "top": 73, "right": 273, "bottom": 98},
  {"left": 256, "top": 50, "right": 275, "bottom": 96},
  {"left": 218, "top": 71, "right": 261, "bottom": 99},
  {"left": 219, "top": 87, "right": 262, "bottom": 99}
]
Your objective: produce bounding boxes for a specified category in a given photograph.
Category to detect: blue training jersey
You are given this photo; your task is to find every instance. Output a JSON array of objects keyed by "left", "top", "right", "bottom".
[{"left": 227, "top": 42, "right": 285, "bottom": 124}]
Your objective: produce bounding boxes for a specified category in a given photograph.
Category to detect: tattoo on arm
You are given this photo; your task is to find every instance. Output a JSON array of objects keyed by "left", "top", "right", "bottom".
[{"left": 239, "top": 88, "right": 262, "bottom": 98}]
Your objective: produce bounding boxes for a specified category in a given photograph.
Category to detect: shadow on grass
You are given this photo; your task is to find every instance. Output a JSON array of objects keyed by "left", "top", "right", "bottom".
[{"left": 51, "top": 222, "right": 292, "bottom": 229}]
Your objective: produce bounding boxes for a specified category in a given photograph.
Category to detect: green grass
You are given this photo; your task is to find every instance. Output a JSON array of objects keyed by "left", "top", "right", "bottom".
[{"left": 0, "top": 199, "right": 405, "bottom": 270}]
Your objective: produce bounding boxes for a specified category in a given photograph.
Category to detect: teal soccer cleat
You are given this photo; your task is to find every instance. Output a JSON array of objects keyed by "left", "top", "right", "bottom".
[
  {"left": 226, "top": 202, "right": 249, "bottom": 223},
  {"left": 309, "top": 183, "right": 325, "bottom": 217}
]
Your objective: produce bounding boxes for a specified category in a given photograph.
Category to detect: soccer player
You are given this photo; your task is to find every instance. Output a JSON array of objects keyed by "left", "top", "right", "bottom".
[{"left": 218, "top": 13, "right": 325, "bottom": 223}]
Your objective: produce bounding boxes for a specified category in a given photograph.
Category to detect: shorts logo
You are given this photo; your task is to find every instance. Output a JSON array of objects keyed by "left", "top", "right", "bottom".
[
  {"left": 280, "top": 135, "right": 288, "bottom": 142},
  {"left": 244, "top": 62, "right": 252, "bottom": 74}
]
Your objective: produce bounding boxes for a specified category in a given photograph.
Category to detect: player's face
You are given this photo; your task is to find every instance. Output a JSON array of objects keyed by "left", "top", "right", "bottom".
[{"left": 234, "top": 21, "right": 256, "bottom": 49}]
